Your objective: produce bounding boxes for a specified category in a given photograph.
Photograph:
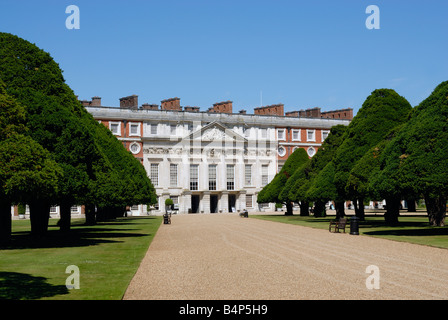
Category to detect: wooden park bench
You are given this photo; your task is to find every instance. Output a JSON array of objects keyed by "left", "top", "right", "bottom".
[
  {"left": 329, "top": 218, "right": 347, "bottom": 233},
  {"left": 239, "top": 210, "right": 249, "bottom": 218}
]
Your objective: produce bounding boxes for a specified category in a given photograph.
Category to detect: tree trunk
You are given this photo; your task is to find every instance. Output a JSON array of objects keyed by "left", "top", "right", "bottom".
[
  {"left": 354, "top": 198, "right": 365, "bottom": 221},
  {"left": 424, "top": 194, "right": 446, "bottom": 227},
  {"left": 96, "top": 206, "right": 106, "bottom": 222},
  {"left": 299, "top": 201, "right": 309, "bottom": 216},
  {"left": 285, "top": 202, "right": 293, "bottom": 216},
  {"left": 406, "top": 198, "right": 416, "bottom": 212},
  {"left": 0, "top": 198, "right": 12, "bottom": 246},
  {"left": 313, "top": 200, "right": 326, "bottom": 217},
  {"left": 384, "top": 197, "right": 401, "bottom": 225},
  {"left": 59, "top": 202, "right": 72, "bottom": 233},
  {"left": 335, "top": 201, "right": 345, "bottom": 219},
  {"left": 85, "top": 204, "right": 96, "bottom": 225},
  {"left": 29, "top": 200, "right": 51, "bottom": 238}
]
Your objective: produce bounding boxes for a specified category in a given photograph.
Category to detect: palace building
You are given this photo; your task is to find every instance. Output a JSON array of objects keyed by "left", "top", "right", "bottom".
[{"left": 82, "top": 95, "right": 352, "bottom": 216}]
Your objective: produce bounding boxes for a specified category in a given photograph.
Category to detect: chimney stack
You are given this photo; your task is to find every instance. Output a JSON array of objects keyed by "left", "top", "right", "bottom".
[
  {"left": 161, "top": 97, "right": 181, "bottom": 111},
  {"left": 207, "top": 101, "right": 233, "bottom": 113},
  {"left": 141, "top": 103, "right": 159, "bottom": 110},
  {"left": 285, "top": 111, "right": 299, "bottom": 117},
  {"left": 184, "top": 106, "right": 200, "bottom": 112},
  {"left": 79, "top": 96, "right": 102, "bottom": 107},
  {"left": 120, "top": 95, "right": 139, "bottom": 109},
  {"left": 254, "top": 104, "right": 284, "bottom": 116},
  {"left": 91, "top": 96, "right": 102, "bottom": 107},
  {"left": 298, "top": 107, "right": 321, "bottom": 118}
]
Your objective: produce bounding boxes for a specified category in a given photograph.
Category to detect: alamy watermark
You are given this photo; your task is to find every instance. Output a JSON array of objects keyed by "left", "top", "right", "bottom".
[
  {"left": 65, "top": 265, "right": 80, "bottom": 289},
  {"left": 366, "top": 5, "right": 380, "bottom": 30},
  {"left": 65, "top": 5, "right": 80, "bottom": 30},
  {"left": 365, "top": 265, "right": 380, "bottom": 290},
  {"left": 65, "top": 5, "right": 379, "bottom": 31}
]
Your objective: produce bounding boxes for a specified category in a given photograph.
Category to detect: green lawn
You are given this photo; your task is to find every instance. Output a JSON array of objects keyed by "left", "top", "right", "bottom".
[
  {"left": 0, "top": 216, "right": 162, "bottom": 300},
  {"left": 252, "top": 211, "right": 448, "bottom": 249}
]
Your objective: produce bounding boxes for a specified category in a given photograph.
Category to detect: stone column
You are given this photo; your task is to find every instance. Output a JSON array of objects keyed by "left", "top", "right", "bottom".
[
  {"left": 238, "top": 190, "right": 247, "bottom": 212},
  {"left": 181, "top": 191, "right": 192, "bottom": 214},
  {"left": 161, "top": 191, "right": 170, "bottom": 214},
  {"left": 220, "top": 191, "right": 229, "bottom": 213},
  {"left": 202, "top": 192, "right": 211, "bottom": 214}
]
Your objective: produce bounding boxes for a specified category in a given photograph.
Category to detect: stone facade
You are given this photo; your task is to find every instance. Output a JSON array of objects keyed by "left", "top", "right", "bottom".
[{"left": 85, "top": 96, "right": 352, "bottom": 215}]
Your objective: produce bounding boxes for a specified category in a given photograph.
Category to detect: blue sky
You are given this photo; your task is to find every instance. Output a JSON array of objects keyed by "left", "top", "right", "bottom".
[{"left": 1, "top": 0, "right": 447, "bottom": 115}]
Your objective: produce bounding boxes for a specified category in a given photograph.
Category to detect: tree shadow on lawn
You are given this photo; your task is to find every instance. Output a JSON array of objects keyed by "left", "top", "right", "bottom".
[
  {"left": 363, "top": 227, "right": 448, "bottom": 237},
  {"left": 0, "top": 272, "right": 69, "bottom": 300},
  {"left": 1, "top": 218, "right": 155, "bottom": 250},
  {"left": 261, "top": 214, "right": 448, "bottom": 236}
]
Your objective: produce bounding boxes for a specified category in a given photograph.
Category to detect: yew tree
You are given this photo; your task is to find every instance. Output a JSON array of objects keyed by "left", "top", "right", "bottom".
[
  {"left": 257, "top": 147, "right": 309, "bottom": 215},
  {"left": 348, "top": 125, "right": 405, "bottom": 224},
  {"left": 374, "top": 81, "right": 448, "bottom": 226},
  {"left": 0, "top": 32, "right": 156, "bottom": 234},
  {"left": 331, "top": 89, "right": 412, "bottom": 220},
  {"left": 280, "top": 124, "right": 347, "bottom": 217}
]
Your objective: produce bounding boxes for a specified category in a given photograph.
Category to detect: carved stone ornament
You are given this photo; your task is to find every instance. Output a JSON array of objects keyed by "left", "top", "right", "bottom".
[{"left": 201, "top": 127, "right": 225, "bottom": 141}]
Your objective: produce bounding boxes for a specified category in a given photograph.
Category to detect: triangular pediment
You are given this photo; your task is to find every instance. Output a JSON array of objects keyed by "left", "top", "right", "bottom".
[{"left": 185, "top": 121, "right": 247, "bottom": 142}]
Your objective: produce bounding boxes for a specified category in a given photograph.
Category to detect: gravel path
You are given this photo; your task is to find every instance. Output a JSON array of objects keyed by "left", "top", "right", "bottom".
[{"left": 123, "top": 214, "right": 448, "bottom": 300}]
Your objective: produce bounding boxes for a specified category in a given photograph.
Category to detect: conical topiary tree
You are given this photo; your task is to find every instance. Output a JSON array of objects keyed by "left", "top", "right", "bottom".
[
  {"left": 373, "top": 81, "right": 448, "bottom": 226},
  {"left": 257, "top": 148, "right": 309, "bottom": 215},
  {"left": 330, "top": 88, "right": 412, "bottom": 220}
]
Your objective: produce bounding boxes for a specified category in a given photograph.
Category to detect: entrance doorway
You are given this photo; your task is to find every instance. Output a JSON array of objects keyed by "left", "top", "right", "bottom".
[
  {"left": 210, "top": 195, "right": 218, "bottom": 213},
  {"left": 191, "top": 195, "right": 200, "bottom": 214},
  {"left": 228, "top": 194, "right": 236, "bottom": 213}
]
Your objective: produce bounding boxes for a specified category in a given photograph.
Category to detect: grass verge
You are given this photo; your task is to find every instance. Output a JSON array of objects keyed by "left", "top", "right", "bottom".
[
  {"left": 0, "top": 216, "right": 162, "bottom": 300},
  {"left": 252, "top": 212, "right": 448, "bottom": 249}
]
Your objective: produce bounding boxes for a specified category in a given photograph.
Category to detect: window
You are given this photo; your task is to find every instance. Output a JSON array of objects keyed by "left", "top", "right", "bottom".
[
  {"left": 170, "top": 124, "right": 177, "bottom": 135},
  {"left": 245, "top": 164, "right": 252, "bottom": 186},
  {"left": 170, "top": 164, "right": 178, "bottom": 187},
  {"left": 208, "top": 165, "right": 217, "bottom": 190},
  {"left": 150, "top": 163, "right": 159, "bottom": 186},
  {"left": 278, "top": 146, "right": 286, "bottom": 157},
  {"left": 322, "top": 130, "right": 330, "bottom": 141},
  {"left": 131, "top": 205, "right": 139, "bottom": 211},
  {"left": 190, "top": 164, "right": 199, "bottom": 190},
  {"left": 129, "top": 123, "right": 140, "bottom": 136},
  {"left": 170, "top": 196, "right": 178, "bottom": 204},
  {"left": 50, "top": 206, "right": 57, "bottom": 214},
  {"left": 277, "top": 129, "right": 286, "bottom": 140},
  {"left": 292, "top": 129, "right": 301, "bottom": 141},
  {"left": 278, "top": 164, "right": 283, "bottom": 173},
  {"left": 246, "top": 195, "right": 253, "bottom": 208},
  {"left": 307, "top": 147, "right": 316, "bottom": 157},
  {"left": 130, "top": 142, "right": 141, "bottom": 155},
  {"left": 261, "top": 165, "right": 269, "bottom": 186},
  {"left": 170, "top": 196, "right": 178, "bottom": 208},
  {"left": 226, "top": 164, "right": 234, "bottom": 190},
  {"left": 150, "top": 124, "right": 158, "bottom": 135},
  {"left": 71, "top": 206, "right": 80, "bottom": 214},
  {"left": 110, "top": 122, "right": 121, "bottom": 135},
  {"left": 307, "top": 129, "right": 316, "bottom": 142}
]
